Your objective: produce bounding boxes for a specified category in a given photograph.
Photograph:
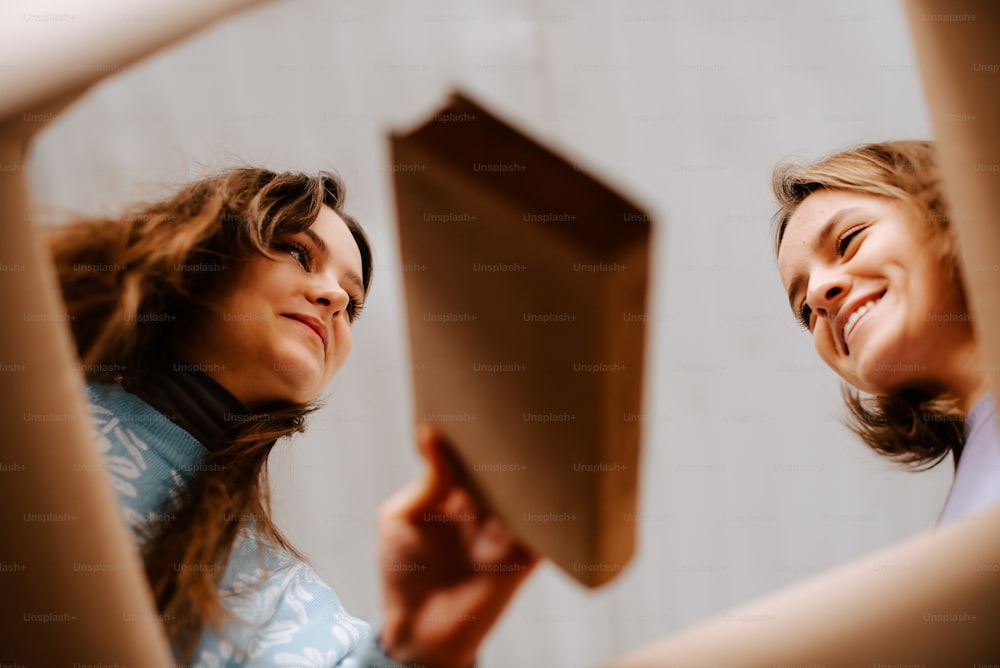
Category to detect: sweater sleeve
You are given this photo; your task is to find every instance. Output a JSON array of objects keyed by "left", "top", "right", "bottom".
[
  {"left": 85, "top": 383, "right": 423, "bottom": 668},
  {"left": 199, "top": 555, "right": 430, "bottom": 668},
  {"left": 204, "top": 559, "right": 412, "bottom": 668},
  {"left": 192, "top": 558, "right": 371, "bottom": 667}
]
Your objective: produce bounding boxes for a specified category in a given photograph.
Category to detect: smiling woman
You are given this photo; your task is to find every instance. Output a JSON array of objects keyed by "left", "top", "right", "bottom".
[
  {"left": 172, "top": 198, "right": 368, "bottom": 407},
  {"left": 52, "top": 169, "right": 372, "bottom": 404},
  {"left": 47, "top": 168, "right": 378, "bottom": 661},
  {"left": 772, "top": 141, "right": 998, "bottom": 523},
  {"left": 29, "top": 165, "right": 535, "bottom": 666}
]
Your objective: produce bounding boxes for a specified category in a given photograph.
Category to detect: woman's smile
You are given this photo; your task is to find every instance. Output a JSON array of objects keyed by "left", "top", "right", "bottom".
[
  {"left": 283, "top": 313, "right": 329, "bottom": 353},
  {"left": 778, "top": 189, "right": 974, "bottom": 396}
]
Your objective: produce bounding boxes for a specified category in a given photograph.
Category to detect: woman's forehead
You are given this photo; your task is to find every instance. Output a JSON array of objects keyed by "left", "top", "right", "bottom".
[
  {"left": 777, "top": 191, "right": 871, "bottom": 284},
  {"left": 308, "top": 206, "right": 365, "bottom": 288},
  {"left": 777, "top": 192, "right": 837, "bottom": 267},
  {"left": 781, "top": 191, "right": 884, "bottom": 247},
  {"left": 309, "top": 207, "right": 359, "bottom": 253}
]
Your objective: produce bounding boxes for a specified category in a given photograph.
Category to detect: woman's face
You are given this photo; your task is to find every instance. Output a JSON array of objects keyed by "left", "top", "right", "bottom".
[
  {"left": 178, "top": 205, "right": 366, "bottom": 408},
  {"left": 777, "top": 189, "right": 972, "bottom": 397}
]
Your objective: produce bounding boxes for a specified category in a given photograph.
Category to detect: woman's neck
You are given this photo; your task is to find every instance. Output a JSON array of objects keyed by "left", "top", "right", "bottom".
[
  {"left": 947, "top": 339, "right": 992, "bottom": 415},
  {"left": 122, "top": 357, "right": 250, "bottom": 450}
]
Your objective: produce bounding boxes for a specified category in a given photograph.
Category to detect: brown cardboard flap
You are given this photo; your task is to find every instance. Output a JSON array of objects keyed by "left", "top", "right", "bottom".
[
  {"left": 391, "top": 91, "right": 652, "bottom": 587},
  {"left": 905, "top": 0, "right": 1000, "bottom": 433}
]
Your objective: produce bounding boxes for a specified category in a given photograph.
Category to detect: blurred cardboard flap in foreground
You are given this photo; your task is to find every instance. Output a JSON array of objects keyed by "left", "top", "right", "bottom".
[{"left": 390, "top": 90, "right": 652, "bottom": 587}]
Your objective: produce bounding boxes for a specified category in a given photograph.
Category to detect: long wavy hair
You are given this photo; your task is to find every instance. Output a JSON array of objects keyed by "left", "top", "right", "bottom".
[
  {"left": 771, "top": 140, "right": 966, "bottom": 470},
  {"left": 47, "top": 168, "right": 373, "bottom": 661}
]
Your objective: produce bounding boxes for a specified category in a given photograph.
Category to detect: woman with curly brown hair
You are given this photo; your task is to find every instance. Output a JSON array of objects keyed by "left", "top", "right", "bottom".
[
  {"left": 38, "top": 162, "right": 536, "bottom": 667},
  {"left": 773, "top": 140, "right": 999, "bottom": 524},
  {"left": 2, "top": 101, "right": 534, "bottom": 668}
]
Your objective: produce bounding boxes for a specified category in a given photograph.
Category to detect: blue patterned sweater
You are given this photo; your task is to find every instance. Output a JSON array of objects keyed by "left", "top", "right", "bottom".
[{"left": 86, "top": 381, "right": 402, "bottom": 667}]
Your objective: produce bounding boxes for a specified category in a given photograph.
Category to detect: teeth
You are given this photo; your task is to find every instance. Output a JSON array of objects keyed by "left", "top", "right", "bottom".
[{"left": 843, "top": 299, "right": 879, "bottom": 342}]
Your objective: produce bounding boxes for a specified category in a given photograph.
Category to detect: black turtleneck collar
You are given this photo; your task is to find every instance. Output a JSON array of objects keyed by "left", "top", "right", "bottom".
[{"left": 121, "top": 360, "right": 250, "bottom": 451}]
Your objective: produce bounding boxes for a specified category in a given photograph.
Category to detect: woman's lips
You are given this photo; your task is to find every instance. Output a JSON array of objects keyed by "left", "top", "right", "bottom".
[
  {"left": 840, "top": 292, "right": 886, "bottom": 353},
  {"left": 843, "top": 298, "right": 880, "bottom": 343},
  {"left": 284, "top": 313, "right": 328, "bottom": 352}
]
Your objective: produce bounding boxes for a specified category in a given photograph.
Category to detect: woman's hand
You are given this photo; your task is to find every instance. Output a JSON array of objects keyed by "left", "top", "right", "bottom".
[{"left": 376, "top": 426, "right": 537, "bottom": 668}]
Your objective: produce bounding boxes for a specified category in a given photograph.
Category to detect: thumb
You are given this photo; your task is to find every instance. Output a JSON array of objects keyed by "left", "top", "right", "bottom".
[{"left": 395, "top": 424, "right": 456, "bottom": 519}]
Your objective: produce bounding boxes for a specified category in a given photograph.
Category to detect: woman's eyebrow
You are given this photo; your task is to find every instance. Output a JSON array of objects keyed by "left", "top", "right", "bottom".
[
  {"left": 303, "top": 228, "right": 328, "bottom": 254},
  {"left": 344, "top": 271, "right": 365, "bottom": 297},
  {"left": 811, "top": 207, "right": 860, "bottom": 254}
]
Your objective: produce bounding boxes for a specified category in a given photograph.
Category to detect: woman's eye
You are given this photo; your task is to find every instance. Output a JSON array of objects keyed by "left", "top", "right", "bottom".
[
  {"left": 347, "top": 297, "right": 365, "bottom": 323},
  {"left": 798, "top": 303, "right": 813, "bottom": 331},
  {"left": 278, "top": 242, "right": 312, "bottom": 270},
  {"left": 836, "top": 225, "right": 866, "bottom": 256}
]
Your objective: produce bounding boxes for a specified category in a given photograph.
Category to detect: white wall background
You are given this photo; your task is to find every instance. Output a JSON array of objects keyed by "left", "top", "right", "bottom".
[{"left": 28, "top": 1, "right": 954, "bottom": 665}]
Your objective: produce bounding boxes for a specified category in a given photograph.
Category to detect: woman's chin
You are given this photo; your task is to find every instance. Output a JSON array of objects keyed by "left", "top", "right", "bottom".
[
  {"left": 845, "top": 330, "right": 898, "bottom": 392},
  {"left": 856, "top": 358, "right": 921, "bottom": 397},
  {"left": 267, "top": 362, "right": 324, "bottom": 403}
]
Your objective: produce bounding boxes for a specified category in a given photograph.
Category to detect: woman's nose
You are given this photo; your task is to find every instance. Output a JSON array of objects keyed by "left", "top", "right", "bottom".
[
  {"left": 807, "top": 269, "right": 851, "bottom": 317},
  {"left": 310, "top": 279, "right": 350, "bottom": 314}
]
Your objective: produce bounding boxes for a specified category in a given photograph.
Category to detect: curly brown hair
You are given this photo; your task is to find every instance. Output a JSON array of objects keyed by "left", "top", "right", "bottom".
[{"left": 47, "top": 168, "right": 373, "bottom": 661}]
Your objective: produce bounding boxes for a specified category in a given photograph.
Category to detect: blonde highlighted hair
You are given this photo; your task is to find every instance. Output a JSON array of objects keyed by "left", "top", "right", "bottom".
[{"left": 771, "top": 141, "right": 965, "bottom": 470}]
